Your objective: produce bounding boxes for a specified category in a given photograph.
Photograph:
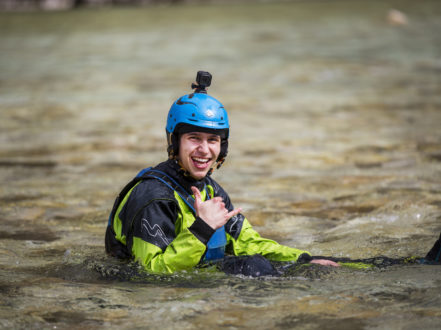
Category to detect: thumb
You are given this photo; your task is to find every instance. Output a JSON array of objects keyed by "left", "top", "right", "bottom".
[{"left": 191, "top": 186, "right": 202, "bottom": 208}]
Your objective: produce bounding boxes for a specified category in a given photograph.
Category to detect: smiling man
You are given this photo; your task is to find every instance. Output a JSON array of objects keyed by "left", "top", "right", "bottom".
[
  {"left": 105, "top": 71, "right": 337, "bottom": 276},
  {"left": 178, "top": 131, "right": 221, "bottom": 180}
]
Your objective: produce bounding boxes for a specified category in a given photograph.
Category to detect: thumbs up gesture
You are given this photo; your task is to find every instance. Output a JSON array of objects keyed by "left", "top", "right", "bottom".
[{"left": 191, "top": 186, "right": 242, "bottom": 230}]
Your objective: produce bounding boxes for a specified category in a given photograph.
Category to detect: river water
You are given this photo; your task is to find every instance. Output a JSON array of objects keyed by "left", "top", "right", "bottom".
[{"left": 1, "top": 0, "right": 441, "bottom": 328}]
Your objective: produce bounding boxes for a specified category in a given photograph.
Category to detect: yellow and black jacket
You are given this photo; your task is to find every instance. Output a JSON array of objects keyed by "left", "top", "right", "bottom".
[{"left": 105, "top": 159, "right": 311, "bottom": 274}]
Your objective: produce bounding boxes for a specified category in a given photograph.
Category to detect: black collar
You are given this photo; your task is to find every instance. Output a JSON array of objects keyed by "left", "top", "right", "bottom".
[{"left": 155, "top": 159, "right": 207, "bottom": 193}]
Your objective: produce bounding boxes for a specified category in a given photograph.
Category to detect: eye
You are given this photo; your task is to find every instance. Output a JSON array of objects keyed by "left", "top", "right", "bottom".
[{"left": 189, "top": 135, "right": 200, "bottom": 141}]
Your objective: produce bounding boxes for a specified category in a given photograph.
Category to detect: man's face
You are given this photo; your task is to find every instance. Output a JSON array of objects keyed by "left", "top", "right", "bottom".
[{"left": 178, "top": 131, "right": 221, "bottom": 180}]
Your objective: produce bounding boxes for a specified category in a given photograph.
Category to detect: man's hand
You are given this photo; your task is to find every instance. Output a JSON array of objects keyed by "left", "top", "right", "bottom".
[
  {"left": 191, "top": 186, "right": 242, "bottom": 230},
  {"left": 310, "top": 259, "right": 340, "bottom": 267}
]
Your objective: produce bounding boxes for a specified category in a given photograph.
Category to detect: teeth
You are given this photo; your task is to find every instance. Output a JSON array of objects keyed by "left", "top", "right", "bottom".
[{"left": 193, "top": 157, "right": 209, "bottom": 163}]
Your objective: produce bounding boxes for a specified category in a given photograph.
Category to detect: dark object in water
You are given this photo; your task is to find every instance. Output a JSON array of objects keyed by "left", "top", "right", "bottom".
[
  {"left": 218, "top": 254, "right": 279, "bottom": 277},
  {"left": 425, "top": 232, "right": 441, "bottom": 262}
]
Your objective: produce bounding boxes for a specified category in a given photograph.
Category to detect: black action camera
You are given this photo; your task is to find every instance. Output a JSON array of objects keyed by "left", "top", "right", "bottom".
[{"left": 192, "top": 71, "right": 212, "bottom": 93}]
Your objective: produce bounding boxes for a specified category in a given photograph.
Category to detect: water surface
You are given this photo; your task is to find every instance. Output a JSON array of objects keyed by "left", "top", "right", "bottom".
[{"left": 1, "top": 0, "right": 441, "bottom": 328}]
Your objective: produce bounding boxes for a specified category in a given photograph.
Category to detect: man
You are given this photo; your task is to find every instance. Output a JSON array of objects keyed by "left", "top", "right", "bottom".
[{"left": 105, "top": 71, "right": 340, "bottom": 276}]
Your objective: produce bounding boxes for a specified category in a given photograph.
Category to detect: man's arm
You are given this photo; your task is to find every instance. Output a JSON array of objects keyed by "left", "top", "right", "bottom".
[
  {"left": 203, "top": 180, "right": 339, "bottom": 267},
  {"left": 225, "top": 217, "right": 311, "bottom": 262},
  {"left": 128, "top": 199, "right": 214, "bottom": 274}
]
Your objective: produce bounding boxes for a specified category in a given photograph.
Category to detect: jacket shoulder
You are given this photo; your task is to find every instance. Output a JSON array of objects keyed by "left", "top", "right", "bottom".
[{"left": 128, "top": 177, "right": 176, "bottom": 207}]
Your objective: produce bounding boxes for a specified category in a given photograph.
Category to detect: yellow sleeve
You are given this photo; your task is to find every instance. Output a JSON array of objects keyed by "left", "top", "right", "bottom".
[{"left": 227, "top": 218, "right": 311, "bottom": 262}]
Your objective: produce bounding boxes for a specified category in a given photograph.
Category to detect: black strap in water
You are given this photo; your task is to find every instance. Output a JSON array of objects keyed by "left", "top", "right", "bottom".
[{"left": 309, "top": 233, "right": 441, "bottom": 266}]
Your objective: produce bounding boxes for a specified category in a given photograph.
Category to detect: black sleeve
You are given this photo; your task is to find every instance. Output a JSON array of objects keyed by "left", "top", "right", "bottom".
[{"left": 128, "top": 198, "right": 179, "bottom": 252}]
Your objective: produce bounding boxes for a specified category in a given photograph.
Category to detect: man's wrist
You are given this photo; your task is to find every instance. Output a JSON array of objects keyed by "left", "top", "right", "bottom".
[{"left": 189, "top": 216, "right": 215, "bottom": 245}]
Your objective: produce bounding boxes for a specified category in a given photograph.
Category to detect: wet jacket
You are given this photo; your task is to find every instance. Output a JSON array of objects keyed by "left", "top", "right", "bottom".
[{"left": 105, "top": 159, "right": 311, "bottom": 273}]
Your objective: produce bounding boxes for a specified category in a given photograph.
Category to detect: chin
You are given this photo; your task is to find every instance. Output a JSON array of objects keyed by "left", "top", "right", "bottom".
[
  {"left": 190, "top": 171, "right": 208, "bottom": 180},
  {"left": 188, "top": 162, "right": 213, "bottom": 180}
]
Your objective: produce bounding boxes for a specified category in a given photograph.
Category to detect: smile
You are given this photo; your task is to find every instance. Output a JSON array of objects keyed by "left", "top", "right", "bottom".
[
  {"left": 191, "top": 157, "right": 212, "bottom": 169},
  {"left": 192, "top": 157, "right": 210, "bottom": 163}
]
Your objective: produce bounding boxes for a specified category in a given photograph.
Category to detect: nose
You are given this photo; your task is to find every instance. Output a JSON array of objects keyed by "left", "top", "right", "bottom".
[{"left": 197, "top": 139, "right": 209, "bottom": 153}]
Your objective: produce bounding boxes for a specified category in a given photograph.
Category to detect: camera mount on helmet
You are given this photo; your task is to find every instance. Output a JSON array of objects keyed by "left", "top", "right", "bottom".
[{"left": 191, "top": 71, "right": 212, "bottom": 94}]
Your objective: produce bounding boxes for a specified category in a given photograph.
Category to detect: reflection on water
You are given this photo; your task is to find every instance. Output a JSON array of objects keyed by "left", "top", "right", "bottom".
[{"left": 1, "top": 0, "right": 441, "bottom": 328}]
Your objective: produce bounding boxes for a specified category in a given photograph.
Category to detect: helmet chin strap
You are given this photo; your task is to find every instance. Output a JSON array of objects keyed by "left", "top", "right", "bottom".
[
  {"left": 175, "top": 159, "right": 191, "bottom": 177},
  {"left": 207, "top": 157, "right": 226, "bottom": 175},
  {"left": 215, "top": 157, "right": 225, "bottom": 170},
  {"left": 167, "top": 132, "right": 176, "bottom": 159}
]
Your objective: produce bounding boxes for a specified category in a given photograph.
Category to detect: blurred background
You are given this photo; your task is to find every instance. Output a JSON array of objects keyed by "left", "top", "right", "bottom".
[
  {"left": 1, "top": 0, "right": 441, "bottom": 328},
  {"left": 3, "top": 0, "right": 264, "bottom": 11}
]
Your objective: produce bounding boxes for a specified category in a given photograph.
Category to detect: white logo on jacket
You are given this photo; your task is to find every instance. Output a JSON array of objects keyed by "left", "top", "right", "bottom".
[
  {"left": 141, "top": 217, "right": 170, "bottom": 246},
  {"left": 228, "top": 215, "right": 239, "bottom": 233}
]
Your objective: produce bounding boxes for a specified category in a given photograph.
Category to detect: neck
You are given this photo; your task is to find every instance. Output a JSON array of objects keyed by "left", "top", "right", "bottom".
[{"left": 168, "top": 159, "right": 206, "bottom": 191}]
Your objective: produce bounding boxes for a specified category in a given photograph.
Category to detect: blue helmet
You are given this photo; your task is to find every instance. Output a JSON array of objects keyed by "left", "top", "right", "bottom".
[
  {"left": 166, "top": 93, "right": 229, "bottom": 136},
  {"left": 166, "top": 72, "right": 229, "bottom": 167}
]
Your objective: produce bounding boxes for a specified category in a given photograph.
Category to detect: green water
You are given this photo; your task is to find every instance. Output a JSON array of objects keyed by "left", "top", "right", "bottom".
[{"left": 1, "top": 0, "right": 441, "bottom": 328}]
